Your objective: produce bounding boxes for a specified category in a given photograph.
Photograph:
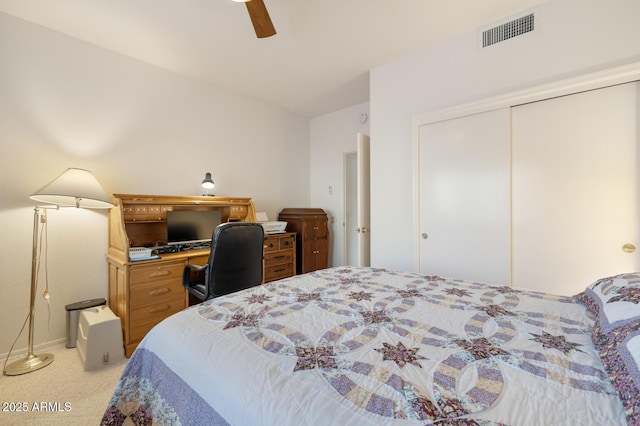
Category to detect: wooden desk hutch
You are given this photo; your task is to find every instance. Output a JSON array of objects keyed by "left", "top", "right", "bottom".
[{"left": 107, "top": 194, "right": 295, "bottom": 356}]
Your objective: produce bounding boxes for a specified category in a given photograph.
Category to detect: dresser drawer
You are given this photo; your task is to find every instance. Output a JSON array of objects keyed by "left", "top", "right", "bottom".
[
  {"left": 264, "top": 236, "right": 280, "bottom": 252},
  {"left": 265, "top": 263, "right": 294, "bottom": 282},
  {"left": 264, "top": 250, "right": 293, "bottom": 267},
  {"left": 264, "top": 234, "right": 295, "bottom": 252},
  {"left": 130, "top": 262, "right": 184, "bottom": 284},
  {"left": 279, "top": 235, "right": 295, "bottom": 250}
]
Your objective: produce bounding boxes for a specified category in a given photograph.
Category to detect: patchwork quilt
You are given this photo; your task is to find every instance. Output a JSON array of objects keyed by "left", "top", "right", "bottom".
[{"left": 102, "top": 267, "right": 628, "bottom": 425}]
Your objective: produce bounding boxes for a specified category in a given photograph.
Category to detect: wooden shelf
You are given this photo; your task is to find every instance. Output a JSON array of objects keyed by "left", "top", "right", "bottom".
[{"left": 108, "top": 194, "right": 257, "bottom": 264}]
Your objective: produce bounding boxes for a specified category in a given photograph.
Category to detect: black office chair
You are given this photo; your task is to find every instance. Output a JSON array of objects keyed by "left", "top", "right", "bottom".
[{"left": 182, "top": 222, "right": 264, "bottom": 301}]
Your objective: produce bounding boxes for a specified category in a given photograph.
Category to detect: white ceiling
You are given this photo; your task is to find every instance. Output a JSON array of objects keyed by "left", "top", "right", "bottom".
[{"left": 0, "top": 0, "right": 548, "bottom": 117}]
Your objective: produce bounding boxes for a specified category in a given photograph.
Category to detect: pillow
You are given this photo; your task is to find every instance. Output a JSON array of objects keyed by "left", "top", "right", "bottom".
[
  {"left": 592, "top": 318, "right": 640, "bottom": 424},
  {"left": 577, "top": 273, "right": 640, "bottom": 425},
  {"left": 578, "top": 273, "right": 640, "bottom": 333}
]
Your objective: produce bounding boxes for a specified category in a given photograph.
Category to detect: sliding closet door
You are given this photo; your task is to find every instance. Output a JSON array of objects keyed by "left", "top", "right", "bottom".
[
  {"left": 418, "top": 108, "right": 511, "bottom": 284},
  {"left": 512, "top": 82, "right": 639, "bottom": 295}
]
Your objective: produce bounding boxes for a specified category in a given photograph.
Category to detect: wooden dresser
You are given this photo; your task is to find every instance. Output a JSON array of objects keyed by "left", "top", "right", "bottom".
[
  {"left": 278, "top": 208, "right": 329, "bottom": 274},
  {"left": 107, "top": 194, "right": 295, "bottom": 357},
  {"left": 263, "top": 232, "right": 296, "bottom": 282}
]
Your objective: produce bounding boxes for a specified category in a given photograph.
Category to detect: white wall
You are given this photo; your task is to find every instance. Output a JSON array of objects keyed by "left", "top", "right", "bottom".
[
  {"left": 368, "top": 0, "right": 640, "bottom": 271},
  {"left": 0, "top": 13, "right": 309, "bottom": 356},
  {"left": 9, "top": 0, "right": 640, "bottom": 357},
  {"left": 309, "top": 102, "right": 370, "bottom": 267}
]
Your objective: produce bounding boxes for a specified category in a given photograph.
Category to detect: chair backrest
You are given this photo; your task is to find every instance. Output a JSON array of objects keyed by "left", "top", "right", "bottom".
[{"left": 208, "top": 222, "right": 264, "bottom": 298}]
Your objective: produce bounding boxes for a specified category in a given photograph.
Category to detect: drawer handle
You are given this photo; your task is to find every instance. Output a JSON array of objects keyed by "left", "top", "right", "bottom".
[
  {"left": 149, "top": 270, "right": 171, "bottom": 278},
  {"left": 149, "top": 305, "right": 171, "bottom": 314},
  {"left": 274, "top": 268, "right": 286, "bottom": 273},
  {"left": 273, "top": 255, "right": 286, "bottom": 260},
  {"left": 149, "top": 287, "right": 170, "bottom": 296}
]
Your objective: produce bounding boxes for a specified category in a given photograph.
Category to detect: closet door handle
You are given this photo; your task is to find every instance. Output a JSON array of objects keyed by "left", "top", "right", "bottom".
[{"left": 623, "top": 243, "right": 636, "bottom": 253}]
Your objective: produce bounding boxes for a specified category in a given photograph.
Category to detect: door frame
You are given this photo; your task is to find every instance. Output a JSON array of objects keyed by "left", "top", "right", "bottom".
[
  {"left": 412, "top": 60, "right": 640, "bottom": 272},
  {"left": 343, "top": 151, "right": 357, "bottom": 265}
]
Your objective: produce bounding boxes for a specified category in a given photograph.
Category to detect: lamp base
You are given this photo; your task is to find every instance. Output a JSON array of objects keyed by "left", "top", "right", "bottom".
[{"left": 3, "top": 353, "right": 54, "bottom": 376}]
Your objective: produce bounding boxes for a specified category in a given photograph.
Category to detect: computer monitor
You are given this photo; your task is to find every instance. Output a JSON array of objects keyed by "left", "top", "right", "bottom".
[{"left": 166, "top": 210, "right": 221, "bottom": 245}]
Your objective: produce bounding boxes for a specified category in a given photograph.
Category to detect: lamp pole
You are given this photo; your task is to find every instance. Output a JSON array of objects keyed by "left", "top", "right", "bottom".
[{"left": 3, "top": 207, "right": 54, "bottom": 375}]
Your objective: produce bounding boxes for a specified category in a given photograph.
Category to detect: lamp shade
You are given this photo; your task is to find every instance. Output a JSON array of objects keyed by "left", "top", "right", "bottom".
[
  {"left": 201, "top": 172, "right": 215, "bottom": 190},
  {"left": 29, "top": 168, "right": 113, "bottom": 209}
]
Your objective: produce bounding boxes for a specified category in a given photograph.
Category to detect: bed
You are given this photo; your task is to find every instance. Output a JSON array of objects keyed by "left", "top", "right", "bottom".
[{"left": 101, "top": 266, "right": 640, "bottom": 425}]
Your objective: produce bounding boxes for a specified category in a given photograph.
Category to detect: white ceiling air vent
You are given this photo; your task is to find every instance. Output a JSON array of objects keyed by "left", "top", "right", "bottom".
[{"left": 481, "top": 12, "right": 535, "bottom": 48}]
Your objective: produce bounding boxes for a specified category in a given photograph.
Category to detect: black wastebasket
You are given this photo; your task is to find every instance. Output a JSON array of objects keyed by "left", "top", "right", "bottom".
[{"left": 65, "top": 298, "right": 106, "bottom": 348}]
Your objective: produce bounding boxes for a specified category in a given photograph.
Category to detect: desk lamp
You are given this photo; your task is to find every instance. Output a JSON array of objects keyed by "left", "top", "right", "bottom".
[
  {"left": 3, "top": 168, "right": 113, "bottom": 376},
  {"left": 202, "top": 172, "right": 215, "bottom": 196}
]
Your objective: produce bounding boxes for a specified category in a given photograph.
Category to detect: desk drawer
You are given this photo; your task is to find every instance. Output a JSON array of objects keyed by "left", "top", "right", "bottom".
[
  {"left": 130, "top": 262, "right": 184, "bottom": 284},
  {"left": 129, "top": 300, "right": 184, "bottom": 341},
  {"left": 130, "top": 279, "right": 185, "bottom": 308}
]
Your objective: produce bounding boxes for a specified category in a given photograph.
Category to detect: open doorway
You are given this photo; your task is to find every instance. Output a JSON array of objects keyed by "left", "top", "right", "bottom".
[{"left": 345, "top": 152, "right": 357, "bottom": 265}]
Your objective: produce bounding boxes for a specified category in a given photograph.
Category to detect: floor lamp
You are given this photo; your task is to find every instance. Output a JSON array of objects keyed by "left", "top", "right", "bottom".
[{"left": 3, "top": 168, "right": 113, "bottom": 376}]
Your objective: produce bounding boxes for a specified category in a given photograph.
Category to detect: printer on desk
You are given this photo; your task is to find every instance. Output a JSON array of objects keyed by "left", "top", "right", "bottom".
[{"left": 256, "top": 212, "right": 287, "bottom": 234}]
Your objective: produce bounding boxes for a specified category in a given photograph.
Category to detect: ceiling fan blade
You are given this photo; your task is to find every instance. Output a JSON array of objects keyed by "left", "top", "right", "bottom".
[{"left": 245, "top": 0, "right": 276, "bottom": 38}]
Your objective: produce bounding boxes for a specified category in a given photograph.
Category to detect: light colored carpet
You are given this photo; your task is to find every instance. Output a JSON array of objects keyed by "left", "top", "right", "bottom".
[{"left": 0, "top": 343, "right": 127, "bottom": 425}]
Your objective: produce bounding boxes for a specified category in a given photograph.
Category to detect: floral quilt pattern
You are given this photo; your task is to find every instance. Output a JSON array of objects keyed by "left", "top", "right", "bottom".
[
  {"left": 101, "top": 267, "right": 627, "bottom": 425},
  {"left": 190, "top": 267, "right": 621, "bottom": 424}
]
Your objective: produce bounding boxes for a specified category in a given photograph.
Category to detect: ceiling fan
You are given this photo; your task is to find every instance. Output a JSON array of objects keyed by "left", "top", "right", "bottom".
[{"left": 233, "top": 0, "right": 276, "bottom": 38}]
